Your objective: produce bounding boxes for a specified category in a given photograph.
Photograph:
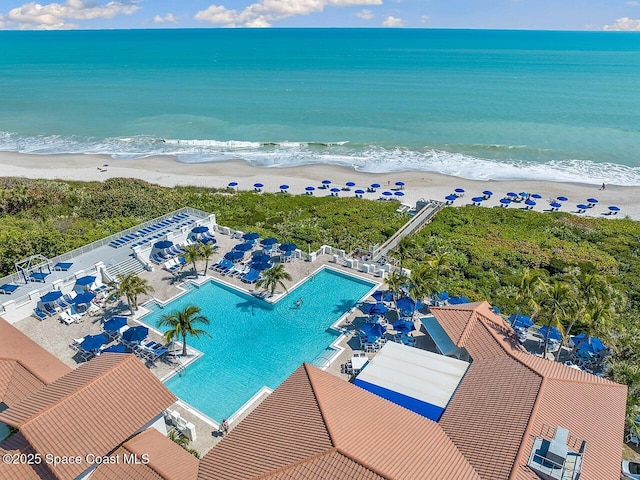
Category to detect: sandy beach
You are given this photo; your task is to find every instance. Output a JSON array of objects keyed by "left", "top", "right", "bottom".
[{"left": 1, "top": 151, "right": 638, "bottom": 220}]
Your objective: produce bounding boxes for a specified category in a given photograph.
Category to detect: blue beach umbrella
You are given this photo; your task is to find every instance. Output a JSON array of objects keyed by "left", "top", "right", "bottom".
[
  {"left": 40, "top": 291, "right": 63, "bottom": 303},
  {"left": 228, "top": 181, "right": 238, "bottom": 188},
  {"left": 354, "top": 189, "right": 365, "bottom": 195},
  {"left": 576, "top": 204, "right": 589, "bottom": 211},
  {"left": 153, "top": 240, "right": 173, "bottom": 250},
  {"left": 191, "top": 226, "right": 209, "bottom": 234},
  {"left": 396, "top": 181, "right": 406, "bottom": 188},
  {"left": 394, "top": 191, "right": 405, "bottom": 197},
  {"left": 519, "top": 192, "right": 528, "bottom": 198},
  {"left": 75, "top": 275, "right": 97, "bottom": 286},
  {"left": 437, "top": 292, "right": 449, "bottom": 301},
  {"left": 509, "top": 314, "right": 533, "bottom": 329},
  {"left": 392, "top": 320, "right": 416, "bottom": 334},
  {"left": 251, "top": 253, "right": 270, "bottom": 263},
  {"left": 368, "top": 302, "right": 388, "bottom": 315},
  {"left": 586, "top": 197, "right": 599, "bottom": 205},
  {"left": 279, "top": 184, "right": 289, "bottom": 191},
  {"left": 550, "top": 202, "right": 562, "bottom": 208},
  {"left": 360, "top": 323, "right": 386, "bottom": 339},
  {"left": 572, "top": 333, "right": 605, "bottom": 354},
  {"left": 506, "top": 192, "right": 517, "bottom": 197},
  {"left": 102, "top": 316, "right": 127, "bottom": 332},
  {"left": 482, "top": 190, "right": 493, "bottom": 197},
  {"left": 279, "top": 243, "right": 297, "bottom": 252},
  {"left": 454, "top": 188, "right": 465, "bottom": 194},
  {"left": 609, "top": 205, "right": 620, "bottom": 212},
  {"left": 305, "top": 186, "right": 315, "bottom": 193},
  {"left": 101, "top": 344, "right": 127, "bottom": 353},
  {"left": 370, "top": 183, "right": 381, "bottom": 189},
  {"left": 371, "top": 290, "right": 393, "bottom": 302},
  {"left": 225, "top": 251, "right": 244, "bottom": 262},
  {"left": 322, "top": 179, "right": 332, "bottom": 185},
  {"left": 260, "top": 237, "right": 278, "bottom": 246},
  {"left": 397, "top": 296, "right": 422, "bottom": 312},
  {"left": 471, "top": 196, "right": 484, "bottom": 202},
  {"left": 445, "top": 194, "right": 457, "bottom": 201},
  {"left": 538, "top": 325, "right": 563, "bottom": 341},
  {"left": 531, "top": 193, "right": 542, "bottom": 199},
  {"left": 80, "top": 334, "right": 108, "bottom": 352},
  {"left": 382, "top": 191, "right": 393, "bottom": 197},
  {"left": 122, "top": 325, "right": 149, "bottom": 344},
  {"left": 253, "top": 183, "right": 264, "bottom": 189},
  {"left": 525, "top": 199, "right": 536, "bottom": 206},
  {"left": 234, "top": 242, "right": 253, "bottom": 252},
  {"left": 251, "top": 261, "right": 272, "bottom": 271},
  {"left": 500, "top": 198, "right": 511, "bottom": 206},
  {"left": 243, "top": 232, "right": 260, "bottom": 241},
  {"left": 557, "top": 196, "right": 569, "bottom": 202},
  {"left": 448, "top": 296, "right": 470, "bottom": 305},
  {"left": 331, "top": 187, "right": 341, "bottom": 193},
  {"left": 73, "top": 292, "right": 96, "bottom": 305},
  {"left": 346, "top": 181, "right": 356, "bottom": 187}
]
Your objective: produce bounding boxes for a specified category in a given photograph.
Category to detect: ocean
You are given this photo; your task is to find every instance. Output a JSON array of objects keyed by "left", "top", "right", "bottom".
[{"left": 1, "top": 28, "right": 639, "bottom": 185}]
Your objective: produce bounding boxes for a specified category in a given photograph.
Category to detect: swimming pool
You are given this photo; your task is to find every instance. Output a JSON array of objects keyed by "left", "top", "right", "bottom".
[{"left": 140, "top": 268, "right": 375, "bottom": 421}]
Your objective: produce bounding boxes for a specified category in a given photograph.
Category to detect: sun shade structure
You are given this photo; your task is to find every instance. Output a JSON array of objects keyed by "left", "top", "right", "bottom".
[
  {"left": 557, "top": 196, "right": 568, "bottom": 201},
  {"left": 260, "top": 237, "right": 278, "bottom": 246},
  {"left": 242, "top": 232, "right": 260, "bottom": 241},
  {"left": 354, "top": 342, "right": 469, "bottom": 422},
  {"left": 346, "top": 181, "right": 356, "bottom": 187},
  {"left": 72, "top": 291, "right": 96, "bottom": 305},
  {"left": 153, "top": 240, "right": 173, "bottom": 250},
  {"left": 233, "top": 242, "right": 253, "bottom": 252},
  {"left": 370, "top": 183, "right": 381, "bottom": 189},
  {"left": 39, "top": 290, "right": 62, "bottom": 303},
  {"left": 191, "top": 225, "right": 209, "bottom": 234},
  {"left": 253, "top": 183, "right": 263, "bottom": 189},
  {"left": 509, "top": 313, "right": 533, "bottom": 329},
  {"left": 531, "top": 193, "right": 542, "bottom": 199},
  {"left": 102, "top": 316, "right": 127, "bottom": 332},
  {"left": 279, "top": 243, "right": 297, "bottom": 252},
  {"left": 227, "top": 181, "right": 238, "bottom": 188},
  {"left": 122, "top": 325, "right": 149, "bottom": 343}
]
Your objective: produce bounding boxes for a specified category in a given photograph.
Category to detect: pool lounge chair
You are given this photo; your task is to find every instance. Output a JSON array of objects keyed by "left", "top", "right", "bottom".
[
  {"left": 33, "top": 308, "right": 48, "bottom": 320},
  {"left": 43, "top": 303, "right": 58, "bottom": 316},
  {"left": 53, "top": 262, "right": 73, "bottom": 271},
  {"left": 29, "top": 272, "right": 48, "bottom": 283},
  {"left": 0, "top": 283, "right": 18, "bottom": 295},
  {"left": 241, "top": 269, "right": 261, "bottom": 284},
  {"left": 59, "top": 310, "right": 76, "bottom": 325}
]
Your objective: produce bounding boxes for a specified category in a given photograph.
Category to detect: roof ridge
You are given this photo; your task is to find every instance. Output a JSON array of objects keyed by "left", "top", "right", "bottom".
[
  {"left": 252, "top": 447, "right": 339, "bottom": 479},
  {"left": 0, "top": 357, "right": 50, "bottom": 386},
  {"left": 303, "top": 362, "right": 338, "bottom": 447},
  {"left": 335, "top": 447, "right": 393, "bottom": 480},
  {"left": 16, "top": 354, "right": 131, "bottom": 429}
]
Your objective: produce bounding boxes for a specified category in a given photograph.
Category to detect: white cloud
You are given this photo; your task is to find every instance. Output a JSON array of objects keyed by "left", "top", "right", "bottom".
[
  {"left": 153, "top": 13, "right": 176, "bottom": 24},
  {"left": 420, "top": 15, "right": 429, "bottom": 24},
  {"left": 627, "top": 1, "right": 639, "bottom": 6},
  {"left": 195, "top": 0, "right": 383, "bottom": 27},
  {"left": 381, "top": 15, "right": 403, "bottom": 27},
  {"left": 3, "top": 0, "right": 139, "bottom": 30},
  {"left": 603, "top": 17, "right": 640, "bottom": 30},
  {"left": 357, "top": 9, "right": 373, "bottom": 20}
]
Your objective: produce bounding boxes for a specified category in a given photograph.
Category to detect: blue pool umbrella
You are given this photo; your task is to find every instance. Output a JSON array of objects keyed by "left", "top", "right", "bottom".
[
  {"left": 360, "top": 323, "right": 386, "bottom": 339},
  {"left": 572, "top": 333, "right": 605, "bottom": 354},
  {"left": 354, "top": 189, "right": 365, "bottom": 195},
  {"left": 153, "top": 240, "right": 173, "bottom": 250},
  {"left": 75, "top": 275, "right": 96, "bottom": 286},
  {"left": 531, "top": 193, "right": 542, "bottom": 199},
  {"left": 397, "top": 296, "right": 422, "bottom": 312},
  {"left": 586, "top": 197, "right": 599, "bottom": 204},
  {"left": 371, "top": 290, "right": 392, "bottom": 302},
  {"left": 346, "top": 181, "right": 356, "bottom": 187},
  {"left": 122, "top": 325, "right": 149, "bottom": 343},
  {"left": 396, "top": 181, "right": 406, "bottom": 187},
  {"left": 251, "top": 253, "right": 271, "bottom": 263},
  {"left": 394, "top": 191, "right": 405, "bottom": 197},
  {"left": 279, "top": 243, "right": 297, "bottom": 252},
  {"left": 550, "top": 202, "right": 562, "bottom": 208},
  {"left": 80, "top": 334, "right": 108, "bottom": 352},
  {"left": 437, "top": 291, "right": 449, "bottom": 301},
  {"left": 370, "top": 183, "right": 381, "bottom": 189},
  {"left": 448, "top": 296, "right": 470, "bottom": 305},
  {"left": 322, "top": 179, "right": 332, "bottom": 185},
  {"left": 525, "top": 199, "right": 536, "bottom": 206},
  {"left": 500, "top": 198, "right": 511, "bottom": 205},
  {"left": 191, "top": 226, "right": 209, "bottom": 234},
  {"left": 509, "top": 314, "right": 533, "bottom": 329},
  {"left": 225, "top": 251, "right": 244, "bottom": 262},
  {"left": 101, "top": 344, "right": 127, "bottom": 353},
  {"left": 454, "top": 188, "right": 465, "bottom": 193},
  {"left": 251, "top": 261, "right": 272, "bottom": 271},
  {"left": 305, "top": 186, "right": 315, "bottom": 192},
  {"left": 392, "top": 320, "right": 416, "bottom": 334},
  {"left": 445, "top": 194, "right": 457, "bottom": 201},
  {"left": 253, "top": 183, "right": 264, "bottom": 189},
  {"left": 73, "top": 292, "right": 96, "bottom": 305},
  {"left": 538, "top": 325, "right": 563, "bottom": 341},
  {"left": 368, "top": 302, "right": 388, "bottom": 315},
  {"left": 330, "top": 187, "right": 341, "bottom": 193},
  {"left": 234, "top": 242, "right": 253, "bottom": 252},
  {"left": 482, "top": 190, "right": 493, "bottom": 196},
  {"left": 243, "top": 232, "right": 260, "bottom": 241},
  {"left": 102, "top": 317, "right": 127, "bottom": 332},
  {"left": 609, "top": 205, "right": 620, "bottom": 212},
  {"left": 557, "top": 196, "right": 568, "bottom": 202},
  {"left": 261, "top": 237, "right": 278, "bottom": 246},
  {"left": 40, "top": 291, "right": 63, "bottom": 303}
]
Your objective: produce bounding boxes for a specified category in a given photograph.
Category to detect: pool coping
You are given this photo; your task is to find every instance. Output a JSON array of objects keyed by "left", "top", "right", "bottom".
[{"left": 136, "top": 264, "right": 380, "bottom": 422}]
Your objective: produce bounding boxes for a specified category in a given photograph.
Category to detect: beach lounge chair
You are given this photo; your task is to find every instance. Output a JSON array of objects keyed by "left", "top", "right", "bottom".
[
  {"left": 53, "top": 262, "right": 73, "bottom": 271},
  {"left": 241, "top": 269, "right": 260, "bottom": 284},
  {"left": 43, "top": 303, "right": 58, "bottom": 316},
  {"left": 33, "top": 308, "right": 48, "bottom": 320},
  {"left": 0, "top": 283, "right": 19, "bottom": 295}
]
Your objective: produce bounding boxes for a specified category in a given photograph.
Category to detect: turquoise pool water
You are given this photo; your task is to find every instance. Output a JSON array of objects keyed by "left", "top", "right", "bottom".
[{"left": 141, "top": 268, "right": 375, "bottom": 421}]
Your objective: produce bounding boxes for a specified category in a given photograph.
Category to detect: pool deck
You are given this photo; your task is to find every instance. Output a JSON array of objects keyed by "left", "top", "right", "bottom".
[{"left": 12, "top": 228, "right": 436, "bottom": 456}]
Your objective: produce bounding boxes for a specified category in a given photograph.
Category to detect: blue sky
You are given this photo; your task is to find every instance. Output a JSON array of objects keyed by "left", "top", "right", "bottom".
[{"left": 0, "top": 0, "right": 639, "bottom": 31}]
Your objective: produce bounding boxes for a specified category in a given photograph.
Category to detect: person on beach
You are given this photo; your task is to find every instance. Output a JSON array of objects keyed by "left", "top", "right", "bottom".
[{"left": 599, "top": 183, "right": 606, "bottom": 190}]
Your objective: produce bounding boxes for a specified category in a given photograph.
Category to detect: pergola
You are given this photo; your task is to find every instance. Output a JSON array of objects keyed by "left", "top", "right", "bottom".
[{"left": 15, "top": 254, "right": 53, "bottom": 284}]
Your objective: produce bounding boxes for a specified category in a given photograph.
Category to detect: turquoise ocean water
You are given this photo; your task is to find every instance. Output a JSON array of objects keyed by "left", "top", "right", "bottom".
[{"left": 1, "top": 29, "right": 639, "bottom": 184}]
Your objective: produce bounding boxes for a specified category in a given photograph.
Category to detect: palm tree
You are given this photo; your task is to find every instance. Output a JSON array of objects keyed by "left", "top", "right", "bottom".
[
  {"left": 429, "top": 251, "right": 453, "bottom": 285},
  {"left": 385, "top": 270, "right": 408, "bottom": 312},
  {"left": 157, "top": 305, "right": 212, "bottom": 357},
  {"left": 256, "top": 264, "right": 292, "bottom": 297},
  {"left": 181, "top": 244, "right": 202, "bottom": 278},
  {"left": 510, "top": 268, "right": 545, "bottom": 326},
  {"left": 395, "top": 236, "right": 415, "bottom": 271},
  {"left": 408, "top": 264, "right": 434, "bottom": 317},
  {"left": 199, "top": 242, "right": 219, "bottom": 275},
  {"left": 110, "top": 272, "right": 154, "bottom": 313},
  {"left": 573, "top": 298, "right": 615, "bottom": 352},
  {"left": 538, "top": 280, "right": 576, "bottom": 358}
]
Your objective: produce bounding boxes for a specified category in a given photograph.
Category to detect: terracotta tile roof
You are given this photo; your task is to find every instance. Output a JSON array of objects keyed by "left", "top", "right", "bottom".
[
  {"left": 0, "top": 317, "right": 70, "bottom": 385},
  {"left": 0, "top": 360, "right": 45, "bottom": 408},
  {"left": 199, "top": 364, "right": 480, "bottom": 480},
  {"left": 430, "top": 303, "right": 627, "bottom": 480},
  {"left": 0, "top": 353, "right": 176, "bottom": 480},
  {"left": 0, "top": 432, "right": 55, "bottom": 480},
  {"left": 91, "top": 429, "right": 199, "bottom": 480}
]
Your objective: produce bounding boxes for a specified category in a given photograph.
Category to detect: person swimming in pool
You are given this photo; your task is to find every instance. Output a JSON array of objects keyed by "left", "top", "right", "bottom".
[{"left": 295, "top": 297, "right": 303, "bottom": 308}]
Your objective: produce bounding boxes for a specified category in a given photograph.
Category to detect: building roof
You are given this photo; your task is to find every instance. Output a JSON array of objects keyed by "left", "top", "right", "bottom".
[
  {"left": 0, "top": 316, "right": 70, "bottom": 386},
  {"left": 0, "top": 360, "right": 45, "bottom": 408},
  {"left": 430, "top": 302, "right": 627, "bottom": 480},
  {"left": 0, "top": 432, "right": 55, "bottom": 480},
  {"left": 199, "top": 363, "right": 480, "bottom": 480},
  {"left": 91, "top": 428, "right": 199, "bottom": 480},
  {"left": 0, "top": 353, "right": 176, "bottom": 480}
]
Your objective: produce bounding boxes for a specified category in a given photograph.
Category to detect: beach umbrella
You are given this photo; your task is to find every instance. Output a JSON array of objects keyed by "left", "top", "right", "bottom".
[
  {"left": 360, "top": 323, "right": 386, "bottom": 339},
  {"left": 609, "top": 205, "right": 620, "bottom": 212},
  {"left": 382, "top": 191, "right": 393, "bottom": 197},
  {"left": 509, "top": 314, "right": 533, "bottom": 329},
  {"left": 519, "top": 192, "right": 528, "bottom": 198},
  {"left": 102, "top": 316, "right": 127, "bottom": 332},
  {"left": 371, "top": 290, "right": 392, "bottom": 302},
  {"left": 80, "top": 334, "right": 108, "bottom": 353},
  {"left": 557, "top": 196, "right": 569, "bottom": 202},
  {"left": 396, "top": 181, "right": 406, "bottom": 188},
  {"left": 586, "top": 198, "right": 599, "bottom": 205},
  {"left": 354, "top": 189, "right": 365, "bottom": 196},
  {"left": 243, "top": 232, "right": 260, "bottom": 241},
  {"left": 370, "top": 183, "right": 381, "bottom": 189},
  {"left": 251, "top": 261, "right": 272, "bottom": 271},
  {"left": 279, "top": 184, "right": 289, "bottom": 192},
  {"left": 471, "top": 197, "right": 484, "bottom": 204},
  {"left": 260, "top": 237, "right": 278, "bottom": 246},
  {"left": 330, "top": 187, "right": 341, "bottom": 193},
  {"left": 531, "top": 193, "right": 542, "bottom": 199},
  {"left": 279, "top": 243, "right": 297, "bottom": 252},
  {"left": 392, "top": 320, "right": 416, "bottom": 334},
  {"left": 394, "top": 191, "right": 405, "bottom": 197},
  {"left": 73, "top": 292, "right": 96, "bottom": 305},
  {"left": 525, "top": 199, "right": 536, "bottom": 206},
  {"left": 234, "top": 242, "right": 253, "bottom": 252},
  {"left": 506, "top": 192, "right": 517, "bottom": 198},
  {"left": 122, "top": 325, "right": 148, "bottom": 344},
  {"left": 40, "top": 291, "right": 63, "bottom": 303},
  {"left": 455, "top": 188, "right": 465, "bottom": 194},
  {"left": 305, "top": 186, "right": 315, "bottom": 193},
  {"left": 482, "top": 190, "right": 493, "bottom": 197},
  {"left": 448, "top": 296, "right": 470, "bottom": 305},
  {"left": 253, "top": 183, "right": 264, "bottom": 189},
  {"left": 572, "top": 333, "right": 606, "bottom": 355},
  {"left": 346, "top": 181, "right": 356, "bottom": 187},
  {"left": 191, "top": 226, "right": 209, "bottom": 234},
  {"left": 550, "top": 202, "right": 562, "bottom": 209},
  {"left": 576, "top": 204, "right": 589, "bottom": 211},
  {"left": 153, "top": 240, "right": 173, "bottom": 250},
  {"left": 225, "top": 251, "right": 244, "bottom": 262},
  {"left": 538, "top": 325, "right": 563, "bottom": 341},
  {"left": 251, "top": 253, "right": 270, "bottom": 263},
  {"left": 397, "top": 296, "right": 422, "bottom": 312},
  {"left": 322, "top": 179, "right": 332, "bottom": 185},
  {"left": 500, "top": 198, "right": 511, "bottom": 206},
  {"left": 228, "top": 181, "right": 238, "bottom": 188},
  {"left": 445, "top": 194, "right": 457, "bottom": 201},
  {"left": 75, "top": 275, "right": 96, "bottom": 286},
  {"left": 101, "top": 344, "right": 127, "bottom": 353},
  {"left": 368, "top": 302, "right": 388, "bottom": 315}
]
